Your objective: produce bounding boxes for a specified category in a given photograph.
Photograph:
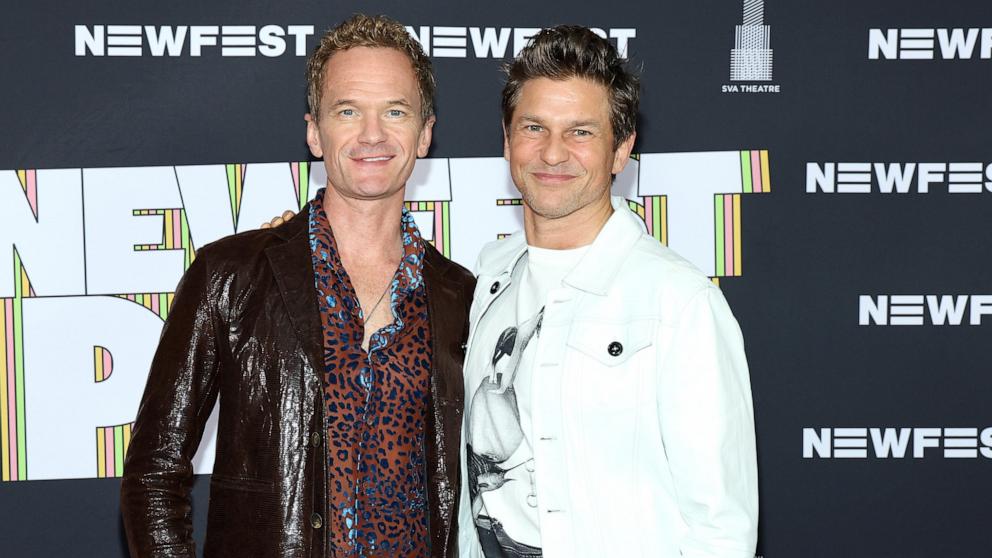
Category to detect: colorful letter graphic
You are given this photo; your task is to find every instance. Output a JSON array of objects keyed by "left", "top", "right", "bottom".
[
  {"left": 636, "top": 149, "right": 771, "bottom": 279},
  {"left": 404, "top": 201, "right": 452, "bottom": 257},
  {"left": 1, "top": 248, "right": 34, "bottom": 481},
  {"left": 0, "top": 151, "right": 770, "bottom": 481},
  {"left": 93, "top": 347, "right": 131, "bottom": 478},
  {"left": 96, "top": 423, "right": 131, "bottom": 479},
  {"left": 17, "top": 170, "right": 38, "bottom": 220},
  {"left": 133, "top": 209, "right": 197, "bottom": 270}
]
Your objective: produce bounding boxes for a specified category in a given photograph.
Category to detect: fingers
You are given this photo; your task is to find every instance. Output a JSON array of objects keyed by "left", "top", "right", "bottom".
[{"left": 259, "top": 210, "right": 298, "bottom": 229}]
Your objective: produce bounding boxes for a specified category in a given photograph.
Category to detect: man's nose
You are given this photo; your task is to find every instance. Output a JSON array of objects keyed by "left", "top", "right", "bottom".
[
  {"left": 358, "top": 115, "right": 386, "bottom": 145},
  {"left": 540, "top": 134, "right": 569, "bottom": 166}
]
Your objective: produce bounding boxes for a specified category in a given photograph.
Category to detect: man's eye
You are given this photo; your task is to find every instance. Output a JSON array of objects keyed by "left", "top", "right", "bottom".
[
  {"left": 387, "top": 109, "right": 406, "bottom": 117},
  {"left": 339, "top": 109, "right": 356, "bottom": 117},
  {"left": 524, "top": 124, "right": 543, "bottom": 133},
  {"left": 573, "top": 129, "right": 592, "bottom": 137}
]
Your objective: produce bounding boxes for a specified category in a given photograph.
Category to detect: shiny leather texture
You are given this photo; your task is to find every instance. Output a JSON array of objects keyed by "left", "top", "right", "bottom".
[{"left": 121, "top": 203, "right": 475, "bottom": 557}]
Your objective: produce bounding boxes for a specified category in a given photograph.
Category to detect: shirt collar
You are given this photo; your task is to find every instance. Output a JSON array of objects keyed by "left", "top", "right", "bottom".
[
  {"left": 308, "top": 188, "right": 426, "bottom": 294},
  {"left": 477, "top": 196, "right": 644, "bottom": 296}
]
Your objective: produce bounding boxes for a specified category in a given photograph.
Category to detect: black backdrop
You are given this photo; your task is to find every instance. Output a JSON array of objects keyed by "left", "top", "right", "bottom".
[{"left": 2, "top": 1, "right": 992, "bottom": 556}]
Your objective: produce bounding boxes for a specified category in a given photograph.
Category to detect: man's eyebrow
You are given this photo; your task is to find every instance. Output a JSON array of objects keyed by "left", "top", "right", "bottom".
[
  {"left": 517, "top": 114, "right": 602, "bottom": 128},
  {"left": 328, "top": 99, "right": 414, "bottom": 109},
  {"left": 566, "top": 119, "right": 602, "bottom": 129}
]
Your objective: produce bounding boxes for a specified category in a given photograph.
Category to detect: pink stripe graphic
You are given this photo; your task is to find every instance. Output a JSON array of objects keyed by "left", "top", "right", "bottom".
[
  {"left": 644, "top": 199, "right": 653, "bottom": 234},
  {"left": 103, "top": 351, "right": 113, "bottom": 379},
  {"left": 723, "top": 195, "right": 734, "bottom": 275},
  {"left": 104, "top": 428, "right": 115, "bottom": 476},
  {"left": 434, "top": 208, "right": 443, "bottom": 244},
  {"left": 291, "top": 163, "right": 300, "bottom": 193},
  {"left": 172, "top": 211, "right": 181, "bottom": 248},
  {"left": 750, "top": 151, "right": 762, "bottom": 193},
  {"left": 27, "top": 170, "right": 38, "bottom": 216},
  {"left": 151, "top": 294, "right": 160, "bottom": 314}
]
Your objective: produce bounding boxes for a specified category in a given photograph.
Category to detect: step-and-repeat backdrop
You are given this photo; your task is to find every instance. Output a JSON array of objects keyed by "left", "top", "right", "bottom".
[{"left": 2, "top": 1, "right": 990, "bottom": 556}]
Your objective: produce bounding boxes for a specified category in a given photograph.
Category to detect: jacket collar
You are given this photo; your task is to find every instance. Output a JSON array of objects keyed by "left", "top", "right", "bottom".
[
  {"left": 423, "top": 240, "right": 465, "bottom": 315},
  {"left": 477, "top": 196, "right": 646, "bottom": 296}
]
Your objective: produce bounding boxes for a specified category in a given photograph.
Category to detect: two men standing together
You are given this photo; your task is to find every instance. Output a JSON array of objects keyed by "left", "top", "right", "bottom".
[{"left": 122, "top": 14, "right": 757, "bottom": 558}]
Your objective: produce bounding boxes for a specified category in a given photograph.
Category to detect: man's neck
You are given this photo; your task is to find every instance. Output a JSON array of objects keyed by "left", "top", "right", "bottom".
[
  {"left": 321, "top": 187, "right": 404, "bottom": 264},
  {"left": 523, "top": 194, "right": 613, "bottom": 250}
]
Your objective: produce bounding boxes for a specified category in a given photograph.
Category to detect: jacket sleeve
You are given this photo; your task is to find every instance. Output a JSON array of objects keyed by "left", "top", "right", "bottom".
[
  {"left": 657, "top": 285, "right": 759, "bottom": 558},
  {"left": 120, "top": 250, "right": 224, "bottom": 557}
]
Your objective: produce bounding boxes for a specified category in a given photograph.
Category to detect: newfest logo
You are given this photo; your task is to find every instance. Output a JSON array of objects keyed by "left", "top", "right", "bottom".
[
  {"left": 868, "top": 28, "right": 992, "bottom": 60},
  {"left": 806, "top": 162, "right": 992, "bottom": 193},
  {"left": 722, "top": 0, "right": 781, "bottom": 94},
  {"left": 72, "top": 24, "right": 636, "bottom": 59},
  {"left": 404, "top": 25, "right": 636, "bottom": 59},
  {"left": 859, "top": 295, "right": 992, "bottom": 326},
  {"left": 804, "top": 428, "right": 992, "bottom": 459},
  {"left": 0, "top": 150, "right": 770, "bottom": 481},
  {"left": 75, "top": 25, "right": 315, "bottom": 57}
]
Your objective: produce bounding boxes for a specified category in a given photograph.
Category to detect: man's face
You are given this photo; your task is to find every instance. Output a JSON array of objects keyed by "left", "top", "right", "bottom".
[
  {"left": 306, "top": 47, "right": 434, "bottom": 201},
  {"left": 504, "top": 76, "right": 635, "bottom": 221}
]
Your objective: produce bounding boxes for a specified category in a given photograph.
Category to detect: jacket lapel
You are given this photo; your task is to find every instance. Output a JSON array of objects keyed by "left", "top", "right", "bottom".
[
  {"left": 264, "top": 204, "right": 323, "bottom": 374},
  {"left": 423, "top": 243, "right": 467, "bottom": 404}
]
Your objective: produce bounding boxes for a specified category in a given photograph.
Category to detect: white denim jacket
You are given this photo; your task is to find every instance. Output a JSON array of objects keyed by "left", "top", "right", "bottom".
[{"left": 458, "top": 197, "right": 758, "bottom": 558}]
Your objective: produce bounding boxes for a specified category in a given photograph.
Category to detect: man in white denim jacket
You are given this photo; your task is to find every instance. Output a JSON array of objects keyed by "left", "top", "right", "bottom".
[{"left": 458, "top": 26, "right": 758, "bottom": 558}]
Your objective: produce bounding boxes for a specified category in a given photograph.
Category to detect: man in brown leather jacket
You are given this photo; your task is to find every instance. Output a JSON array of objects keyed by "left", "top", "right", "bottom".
[{"left": 120, "top": 15, "right": 474, "bottom": 557}]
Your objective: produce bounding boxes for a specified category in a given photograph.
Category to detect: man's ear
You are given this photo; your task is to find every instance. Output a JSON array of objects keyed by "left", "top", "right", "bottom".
[
  {"left": 305, "top": 113, "right": 323, "bottom": 158},
  {"left": 611, "top": 131, "right": 637, "bottom": 175},
  {"left": 503, "top": 122, "right": 511, "bottom": 162},
  {"left": 417, "top": 115, "right": 436, "bottom": 158}
]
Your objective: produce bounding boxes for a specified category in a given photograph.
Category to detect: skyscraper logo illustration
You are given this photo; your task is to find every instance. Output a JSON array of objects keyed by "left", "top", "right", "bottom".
[{"left": 730, "top": 0, "right": 773, "bottom": 81}]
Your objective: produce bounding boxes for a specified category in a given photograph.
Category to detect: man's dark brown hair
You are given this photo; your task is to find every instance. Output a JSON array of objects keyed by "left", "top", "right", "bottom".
[
  {"left": 501, "top": 25, "right": 639, "bottom": 149},
  {"left": 306, "top": 14, "right": 436, "bottom": 122}
]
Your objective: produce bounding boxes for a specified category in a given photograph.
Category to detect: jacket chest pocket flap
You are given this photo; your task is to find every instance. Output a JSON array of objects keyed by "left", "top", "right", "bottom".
[{"left": 565, "top": 320, "right": 653, "bottom": 367}]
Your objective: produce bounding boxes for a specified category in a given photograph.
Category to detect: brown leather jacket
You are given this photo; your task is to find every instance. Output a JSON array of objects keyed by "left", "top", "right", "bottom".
[{"left": 121, "top": 203, "right": 474, "bottom": 557}]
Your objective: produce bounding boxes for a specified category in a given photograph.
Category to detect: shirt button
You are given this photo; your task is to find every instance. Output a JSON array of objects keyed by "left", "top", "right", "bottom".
[
  {"left": 310, "top": 512, "right": 323, "bottom": 529},
  {"left": 607, "top": 341, "right": 623, "bottom": 356},
  {"left": 489, "top": 281, "right": 500, "bottom": 294},
  {"left": 366, "top": 415, "right": 375, "bottom": 427},
  {"left": 310, "top": 431, "right": 321, "bottom": 448}
]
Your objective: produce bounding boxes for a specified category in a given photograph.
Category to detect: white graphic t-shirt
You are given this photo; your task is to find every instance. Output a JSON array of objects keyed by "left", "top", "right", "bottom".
[{"left": 466, "top": 244, "right": 588, "bottom": 558}]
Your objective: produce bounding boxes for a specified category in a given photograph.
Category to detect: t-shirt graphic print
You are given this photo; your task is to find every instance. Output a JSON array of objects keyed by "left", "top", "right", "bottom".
[
  {"left": 466, "top": 244, "right": 587, "bottom": 558},
  {"left": 467, "top": 304, "right": 544, "bottom": 558}
]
